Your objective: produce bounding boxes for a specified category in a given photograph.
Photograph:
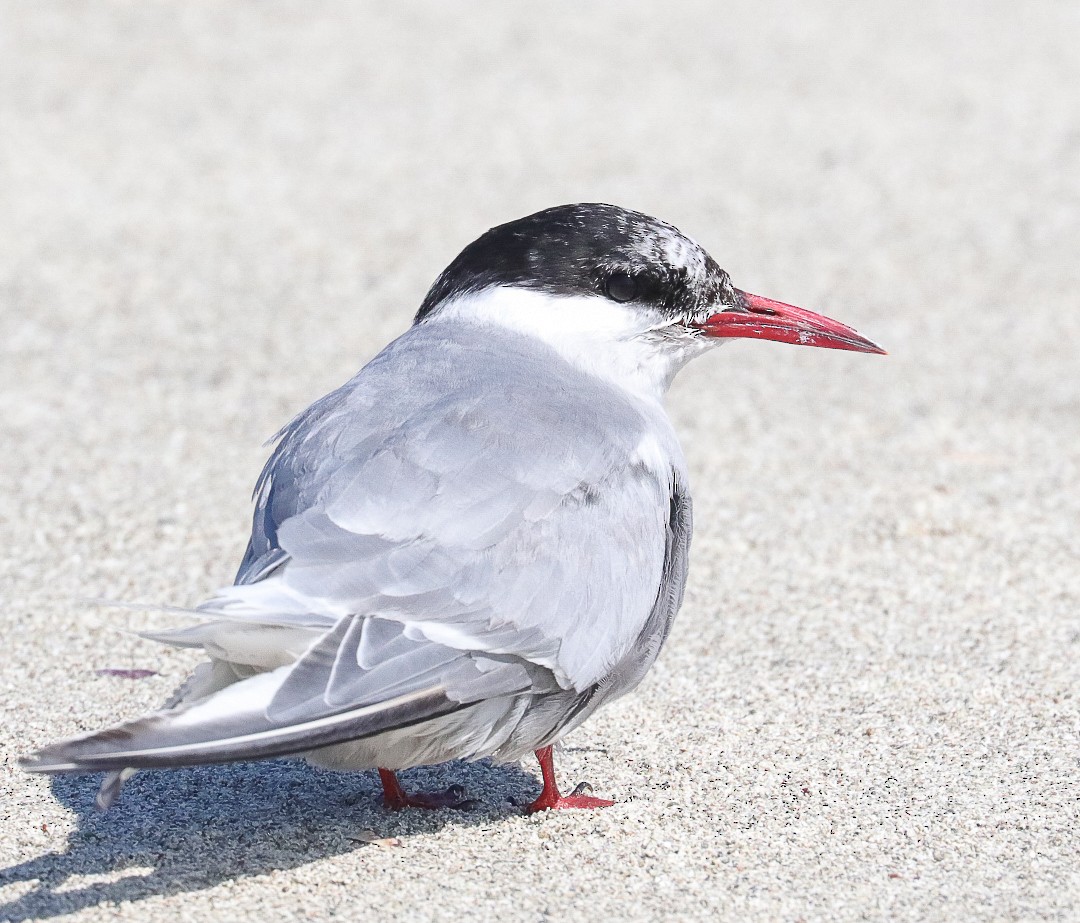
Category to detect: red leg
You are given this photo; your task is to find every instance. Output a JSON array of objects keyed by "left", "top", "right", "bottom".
[
  {"left": 525, "top": 746, "right": 615, "bottom": 813},
  {"left": 377, "top": 768, "right": 472, "bottom": 811}
]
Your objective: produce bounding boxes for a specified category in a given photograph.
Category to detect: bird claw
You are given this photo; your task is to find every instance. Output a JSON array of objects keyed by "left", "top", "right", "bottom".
[{"left": 525, "top": 780, "right": 615, "bottom": 813}]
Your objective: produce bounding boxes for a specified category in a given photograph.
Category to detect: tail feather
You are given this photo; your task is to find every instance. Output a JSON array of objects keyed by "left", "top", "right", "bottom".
[
  {"left": 21, "top": 678, "right": 461, "bottom": 774},
  {"left": 22, "top": 614, "right": 533, "bottom": 783}
]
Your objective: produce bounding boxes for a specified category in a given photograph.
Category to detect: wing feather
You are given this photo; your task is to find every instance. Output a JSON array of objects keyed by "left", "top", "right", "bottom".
[
  {"left": 222, "top": 321, "right": 682, "bottom": 694},
  {"left": 25, "top": 320, "right": 689, "bottom": 775}
]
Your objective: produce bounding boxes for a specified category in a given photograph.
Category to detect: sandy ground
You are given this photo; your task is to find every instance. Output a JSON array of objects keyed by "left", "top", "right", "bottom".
[{"left": 1, "top": 2, "right": 1078, "bottom": 921}]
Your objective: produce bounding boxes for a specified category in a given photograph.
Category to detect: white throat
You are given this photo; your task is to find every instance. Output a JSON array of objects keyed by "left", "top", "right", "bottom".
[{"left": 427, "top": 287, "right": 714, "bottom": 404}]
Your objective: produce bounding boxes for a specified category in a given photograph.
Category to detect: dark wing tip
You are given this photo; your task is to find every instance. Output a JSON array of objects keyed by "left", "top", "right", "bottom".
[
  {"left": 18, "top": 686, "right": 469, "bottom": 776},
  {"left": 20, "top": 749, "right": 83, "bottom": 775}
]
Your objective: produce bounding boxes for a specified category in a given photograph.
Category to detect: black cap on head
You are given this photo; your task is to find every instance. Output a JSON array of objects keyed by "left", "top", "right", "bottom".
[{"left": 415, "top": 204, "right": 738, "bottom": 323}]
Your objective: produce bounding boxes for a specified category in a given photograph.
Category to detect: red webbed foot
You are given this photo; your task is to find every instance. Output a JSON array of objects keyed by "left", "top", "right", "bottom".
[
  {"left": 525, "top": 746, "right": 616, "bottom": 814},
  {"left": 378, "top": 768, "right": 477, "bottom": 811}
]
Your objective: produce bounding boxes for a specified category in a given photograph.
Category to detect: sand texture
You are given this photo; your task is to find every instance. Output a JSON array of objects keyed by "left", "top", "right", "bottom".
[{"left": 2, "top": 2, "right": 1078, "bottom": 920}]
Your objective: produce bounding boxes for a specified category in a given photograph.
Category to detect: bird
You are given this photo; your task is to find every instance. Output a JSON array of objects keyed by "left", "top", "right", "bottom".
[{"left": 22, "top": 203, "right": 884, "bottom": 814}]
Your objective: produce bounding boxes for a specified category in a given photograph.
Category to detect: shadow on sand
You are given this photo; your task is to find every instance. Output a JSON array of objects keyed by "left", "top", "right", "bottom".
[{"left": 0, "top": 758, "right": 539, "bottom": 920}]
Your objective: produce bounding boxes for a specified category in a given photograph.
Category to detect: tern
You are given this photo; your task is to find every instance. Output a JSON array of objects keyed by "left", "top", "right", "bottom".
[{"left": 22, "top": 204, "right": 883, "bottom": 813}]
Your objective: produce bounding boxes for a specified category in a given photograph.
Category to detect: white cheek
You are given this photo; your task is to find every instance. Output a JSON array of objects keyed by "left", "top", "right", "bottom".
[{"left": 433, "top": 287, "right": 687, "bottom": 400}]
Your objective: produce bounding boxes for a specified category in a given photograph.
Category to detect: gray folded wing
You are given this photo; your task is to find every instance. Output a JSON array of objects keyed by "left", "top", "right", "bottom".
[
  {"left": 221, "top": 320, "right": 679, "bottom": 693},
  {"left": 24, "top": 320, "right": 683, "bottom": 773}
]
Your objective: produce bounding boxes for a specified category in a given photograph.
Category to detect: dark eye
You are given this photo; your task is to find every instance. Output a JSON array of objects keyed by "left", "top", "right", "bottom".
[{"left": 603, "top": 271, "right": 638, "bottom": 303}]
